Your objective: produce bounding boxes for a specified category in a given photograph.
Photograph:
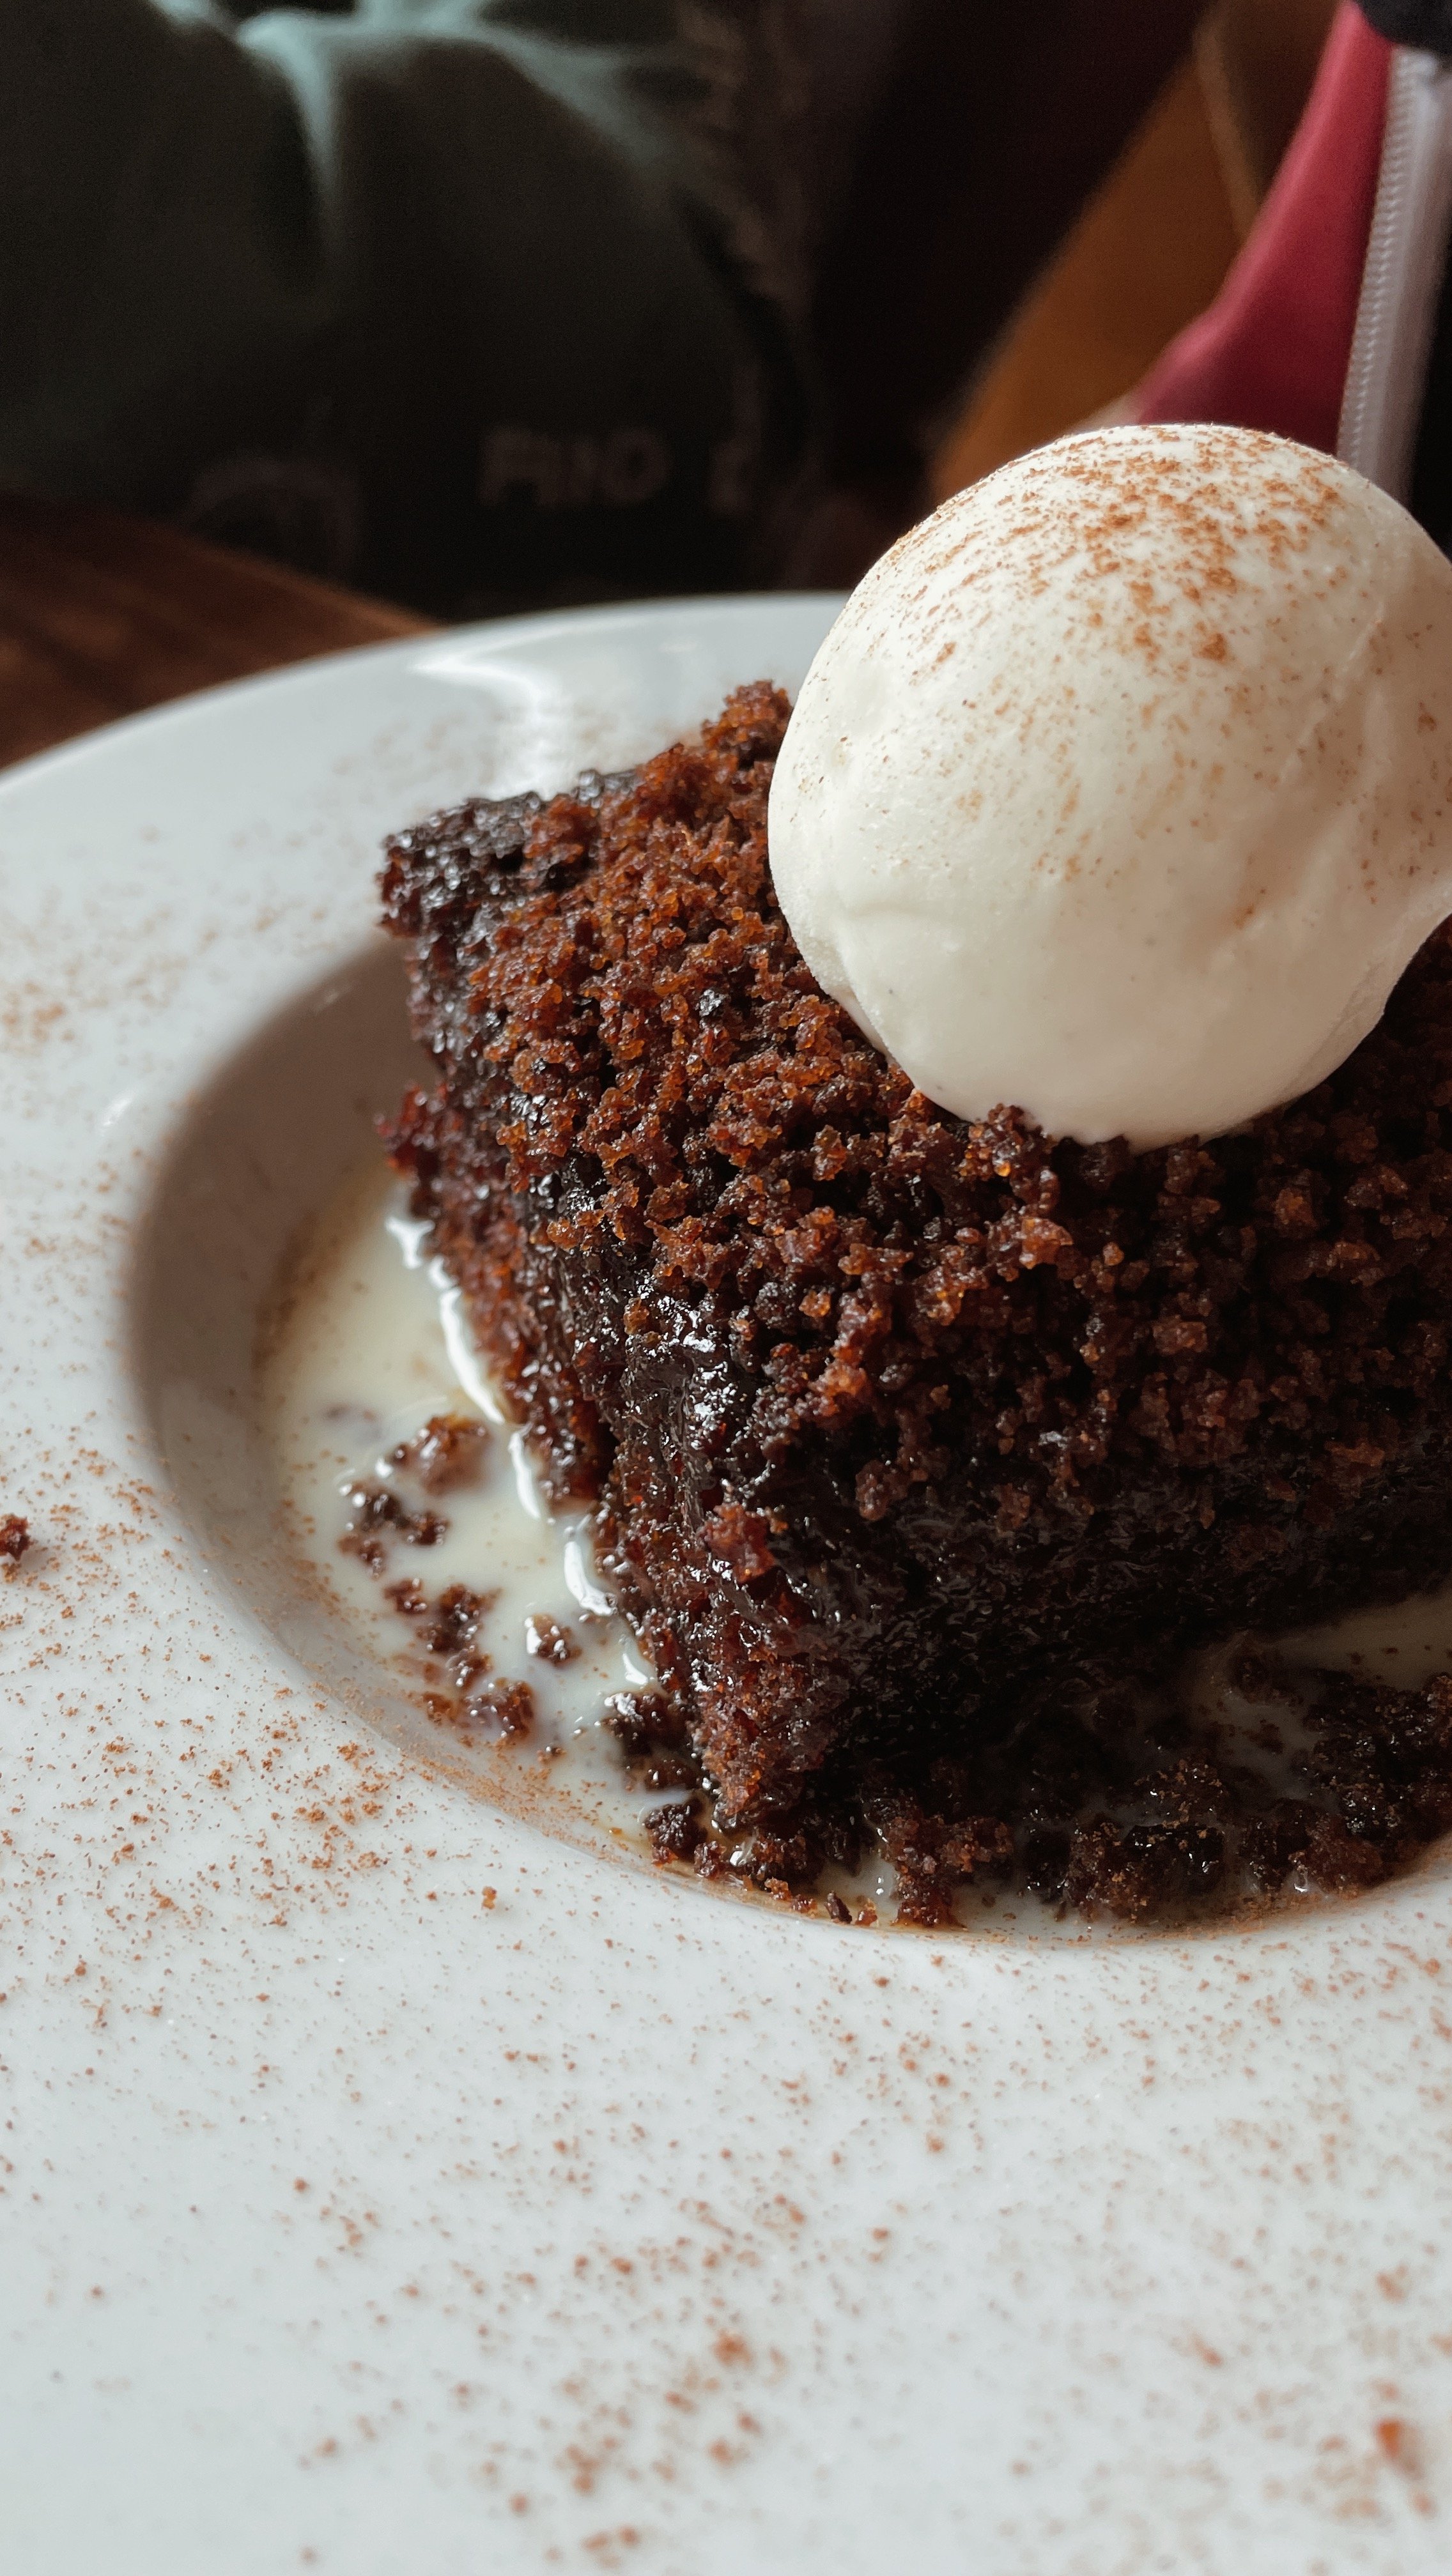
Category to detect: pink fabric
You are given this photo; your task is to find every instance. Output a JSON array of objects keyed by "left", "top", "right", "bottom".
[{"left": 1134, "top": 2, "right": 1394, "bottom": 452}]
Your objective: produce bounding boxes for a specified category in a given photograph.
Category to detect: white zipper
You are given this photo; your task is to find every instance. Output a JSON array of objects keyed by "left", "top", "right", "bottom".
[{"left": 1338, "top": 47, "right": 1452, "bottom": 501}]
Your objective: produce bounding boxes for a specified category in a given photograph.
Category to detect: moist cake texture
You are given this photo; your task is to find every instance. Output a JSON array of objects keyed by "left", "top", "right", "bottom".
[{"left": 381, "top": 685, "right": 1452, "bottom": 1919}]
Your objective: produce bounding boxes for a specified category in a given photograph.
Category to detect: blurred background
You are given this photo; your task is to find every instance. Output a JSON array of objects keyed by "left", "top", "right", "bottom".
[
  {"left": 808, "top": 0, "right": 1339, "bottom": 567},
  {"left": 927, "top": 0, "right": 1338, "bottom": 484},
  {"left": 0, "top": 0, "right": 1340, "bottom": 764}
]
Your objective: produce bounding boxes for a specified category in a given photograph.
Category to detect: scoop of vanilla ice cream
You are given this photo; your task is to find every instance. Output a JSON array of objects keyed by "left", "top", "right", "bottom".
[{"left": 768, "top": 422, "right": 1452, "bottom": 1149}]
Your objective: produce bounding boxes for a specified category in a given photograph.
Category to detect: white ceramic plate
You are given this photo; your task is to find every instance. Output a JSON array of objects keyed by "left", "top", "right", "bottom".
[{"left": 3, "top": 597, "right": 1451, "bottom": 2576}]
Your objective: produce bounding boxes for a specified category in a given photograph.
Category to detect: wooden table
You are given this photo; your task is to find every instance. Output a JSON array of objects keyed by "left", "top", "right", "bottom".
[{"left": 0, "top": 492, "right": 428, "bottom": 773}]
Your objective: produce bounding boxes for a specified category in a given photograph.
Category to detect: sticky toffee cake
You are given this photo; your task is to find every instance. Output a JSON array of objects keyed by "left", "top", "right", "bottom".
[{"left": 380, "top": 686, "right": 1452, "bottom": 1922}]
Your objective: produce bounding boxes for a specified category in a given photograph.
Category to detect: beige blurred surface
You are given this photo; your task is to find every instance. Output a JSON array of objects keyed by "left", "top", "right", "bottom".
[{"left": 1198, "top": 0, "right": 1342, "bottom": 231}]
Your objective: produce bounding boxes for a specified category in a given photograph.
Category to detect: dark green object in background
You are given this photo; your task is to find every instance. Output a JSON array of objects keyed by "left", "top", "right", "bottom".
[
  {"left": 1, "top": 0, "right": 813, "bottom": 616},
  {"left": 0, "top": 0, "right": 1209, "bottom": 617}
]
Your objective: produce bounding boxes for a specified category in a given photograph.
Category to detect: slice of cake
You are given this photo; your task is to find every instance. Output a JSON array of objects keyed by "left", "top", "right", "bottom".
[
  {"left": 379, "top": 427, "right": 1452, "bottom": 1919},
  {"left": 382, "top": 680, "right": 1452, "bottom": 1887}
]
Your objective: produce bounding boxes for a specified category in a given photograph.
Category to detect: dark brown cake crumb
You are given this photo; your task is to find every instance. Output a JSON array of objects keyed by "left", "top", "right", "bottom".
[
  {"left": 602, "top": 1689, "right": 697, "bottom": 1791},
  {"left": 340, "top": 1480, "right": 445, "bottom": 1573},
  {"left": 382, "top": 683, "right": 1452, "bottom": 1924},
  {"left": 0, "top": 1515, "right": 30, "bottom": 1565},
  {"left": 644, "top": 1800, "right": 705, "bottom": 1864},
  {"left": 524, "top": 1615, "right": 579, "bottom": 1665},
  {"left": 388, "top": 1413, "right": 490, "bottom": 1493},
  {"left": 418, "top": 1582, "right": 495, "bottom": 1694},
  {"left": 373, "top": 1570, "right": 547, "bottom": 1746},
  {"left": 839, "top": 1661, "right": 1452, "bottom": 1922},
  {"left": 460, "top": 1677, "right": 536, "bottom": 1743}
]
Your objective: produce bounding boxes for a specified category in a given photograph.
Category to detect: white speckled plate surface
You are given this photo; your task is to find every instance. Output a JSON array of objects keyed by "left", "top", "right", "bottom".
[{"left": 4, "top": 598, "right": 1452, "bottom": 2576}]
